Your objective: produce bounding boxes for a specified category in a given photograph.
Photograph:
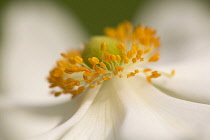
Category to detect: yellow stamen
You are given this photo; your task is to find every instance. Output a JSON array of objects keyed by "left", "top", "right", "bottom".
[
  {"left": 74, "top": 56, "right": 83, "bottom": 64},
  {"left": 97, "top": 81, "right": 102, "bottom": 85},
  {"left": 124, "top": 56, "right": 129, "bottom": 64},
  {"left": 149, "top": 52, "right": 160, "bottom": 62},
  {"left": 132, "top": 58, "right": 137, "bottom": 63},
  {"left": 116, "top": 42, "right": 126, "bottom": 51},
  {"left": 116, "top": 55, "right": 121, "bottom": 61},
  {"left": 48, "top": 22, "right": 174, "bottom": 98},
  {"left": 101, "top": 42, "right": 106, "bottom": 51},
  {"left": 100, "top": 62, "right": 106, "bottom": 68},
  {"left": 89, "top": 84, "right": 95, "bottom": 88}
]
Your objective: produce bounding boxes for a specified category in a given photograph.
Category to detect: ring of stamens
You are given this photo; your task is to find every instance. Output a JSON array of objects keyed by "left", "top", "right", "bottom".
[{"left": 48, "top": 22, "right": 175, "bottom": 97}]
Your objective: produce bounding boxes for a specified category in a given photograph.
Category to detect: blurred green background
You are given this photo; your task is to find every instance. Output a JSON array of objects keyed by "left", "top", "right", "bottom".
[
  {"left": 0, "top": 0, "right": 145, "bottom": 35},
  {"left": 57, "top": 0, "right": 144, "bottom": 35}
]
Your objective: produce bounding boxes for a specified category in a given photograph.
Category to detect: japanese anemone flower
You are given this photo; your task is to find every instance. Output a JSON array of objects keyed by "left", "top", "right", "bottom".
[{"left": 1, "top": 1, "right": 210, "bottom": 140}]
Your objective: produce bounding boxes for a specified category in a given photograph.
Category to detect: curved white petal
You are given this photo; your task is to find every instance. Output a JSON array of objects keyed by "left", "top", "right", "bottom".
[
  {"left": 113, "top": 77, "right": 210, "bottom": 140},
  {"left": 134, "top": 1, "right": 210, "bottom": 65},
  {"left": 152, "top": 54, "right": 210, "bottom": 105},
  {"left": 1, "top": 1, "right": 88, "bottom": 99},
  {"left": 31, "top": 81, "right": 125, "bottom": 140},
  {"left": 0, "top": 85, "right": 100, "bottom": 140}
]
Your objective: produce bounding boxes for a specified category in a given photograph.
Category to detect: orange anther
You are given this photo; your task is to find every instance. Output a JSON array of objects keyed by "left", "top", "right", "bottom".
[
  {"left": 91, "top": 57, "right": 100, "bottom": 64},
  {"left": 116, "top": 55, "right": 121, "bottom": 61},
  {"left": 100, "top": 62, "right": 106, "bottom": 68},
  {"left": 101, "top": 42, "right": 106, "bottom": 51},
  {"left": 144, "top": 68, "right": 152, "bottom": 72},
  {"left": 116, "top": 42, "right": 126, "bottom": 51},
  {"left": 119, "top": 74, "right": 123, "bottom": 78},
  {"left": 127, "top": 74, "right": 131, "bottom": 78},
  {"left": 149, "top": 52, "right": 159, "bottom": 62},
  {"left": 132, "top": 58, "right": 137, "bottom": 63},
  {"left": 89, "top": 84, "right": 95, "bottom": 88},
  {"left": 171, "top": 70, "right": 175, "bottom": 76},
  {"left": 135, "top": 69, "right": 139, "bottom": 73},
  {"left": 74, "top": 56, "right": 83, "bottom": 64},
  {"left": 78, "top": 86, "right": 86, "bottom": 91},
  {"left": 110, "top": 55, "right": 116, "bottom": 61},
  {"left": 113, "top": 71, "right": 118, "bottom": 76},
  {"left": 130, "top": 72, "right": 135, "bottom": 76},
  {"left": 97, "top": 81, "right": 102, "bottom": 85},
  {"left": 124, "top": 57, "right": 129, "bottom": 64},
  {"left": 99, "top": 68, "right": 106, "bottom": 73}
]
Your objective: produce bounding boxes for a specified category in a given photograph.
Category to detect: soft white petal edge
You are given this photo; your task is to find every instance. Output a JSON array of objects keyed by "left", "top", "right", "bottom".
[
  {"left": 29, "top": 76, "right": 210, "bottom": 140},
  {"left": 30, "top": 81, "right": 125, "bottom": 140},
  {"left": 1, "top": 1, "right": 88, "bottom": 99},
  {"left": 134, "top": 0, "right": 210, "bottom": 65},
  {"left": 151, "top": 53, "right": 210, "bottom": 105},
  {"left": 114, "top": 77, "right": 210, "bottom": 140},
  {"left": 0, "top": 85, "right": 101, "bottom": 140}
]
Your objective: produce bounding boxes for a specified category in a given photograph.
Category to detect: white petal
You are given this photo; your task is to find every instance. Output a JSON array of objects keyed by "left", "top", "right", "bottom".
[
  {"left": 152, "top": 55, "right": 210, "bottom": 104},
  {"left": 31, "top": 81, "right": 124, "bottom": 140},
  {"left": 134, "top": 1, "right": 210, "bottom": 65},
  {"left": 113, "top": 77, "right": 210, "bottom": 140},
  {"left": 1, "top": 1, "right": 88, "bottom": 99},
  {"left": 0, "top": 98, "right": 71, "bottom": 140},
  {"left": 0, "top": 85, "right": 100, "bottom": 140}
]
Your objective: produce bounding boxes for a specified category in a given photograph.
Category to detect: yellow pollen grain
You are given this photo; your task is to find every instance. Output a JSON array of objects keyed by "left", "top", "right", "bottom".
[
  {"left": 69, "top": 57, "right": 76, "bottom": 64},
  {"left": 54, "top": 92, "right": 62, "bottom": 97},
  {"left": 113, "top": 71, "right": 118, "bottom": 76},
  {"left": 121, "top": 52, "right": 127, "bottom": 57},
  {"left": 130, "top": 72, "right": 135, "bottom": 76},
  {"left": 132, "top": 58, "right": 137, "bottom": 63},
  {"left": 144, "top": 68, "right": 152, "bottom": 72},
  {"left": 140, "top": 58, "right": 144, "bottom": 61},
  {"left": 149, "top": 52, "right": 159, "bottom": 62},
  {"left": 124, "top": 56, "right": 129, "bottom": 64},
  {"left": 61, "top": 53, "right": 68, "bottom": 58},
  {"left": 116, "top": 55, "right": 121, "bottom": 61},
  {"left": 151, "top": 71, "right": 161, "bottom": 78},
  {"left": 97, "top": 81, "right": 102, "bottom": 85},
  {"left": 83, "top": 75, "right": 88, "bottom": 80},
  {"left": 135, "top": 69, "right": 139, "bottom": 73},
  {"left": 147, "top": 76, "right": 152, "bottom": 83},
  {"left": 78, "top": 86, "right": 86, "bottom": 91},
  {"left": 127, "top": 50, "right": 135, "bottom": 59},
  {"left": 53, "top": 69, "right": 63, "bottom": 77},
  {"left": 94, "top": 66, "right": 101, "bottom": 73},
  {"left": 127, "top": 74, "right": 131, "bottom": 78},
  {"left": 102, "top": 76, "right": 111, "bottom": 80},
  {"left": 144, "top": 48, "right": 152, "bottom": 54},
  {"left": 66, "top": 78, "right": 74, "bottom": 83},
  {"left": 171, "top": 70, "right": 175, "bottom": 76},
  {"left": 116, "top": 42, "right": 126, "bottom": 51},
  {"left": 115, "top": 66, "right": 124, "bottom": 72},
  {"left": 153, "top": 37, "right": 160, "bottom": 48},
  {"left": 119, "top": 74, "right": 123, "bottom": 78},
  {"left": 89, "top": 84, "right": 95, "bottom": 88},
  {"left": 91, "top": 57, "right": 100, "bottom": 64},
  {"left": 101, "top": 42, "right": 106, "bottom": 51},
  {"left": 99, "top": 68, "right": 106, "bottom": 73},
  {"left": 74, "top": 56, "right": 83, "bottom": 64},
  {"left": 100, "top": 62, "right": 106, "bottom": 68},
  {"left": 136, "top": 50, "right": 143, "bottom": 59},
  {"left": 110, "top": 55, "right": 116, "bottom": 61}
]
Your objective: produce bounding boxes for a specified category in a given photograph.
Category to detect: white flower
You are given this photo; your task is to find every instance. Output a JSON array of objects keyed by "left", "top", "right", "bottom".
[{"left": 1, "top": 1, "right": 210, "bottom": 140}]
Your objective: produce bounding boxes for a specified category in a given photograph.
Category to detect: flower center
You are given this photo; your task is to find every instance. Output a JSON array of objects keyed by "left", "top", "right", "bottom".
[
  {"left": 81, "top": 36, "right": 121, "bottom": 70},
  {"left": 48, "top": 22, "right": 175, "bottom": 97}
]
